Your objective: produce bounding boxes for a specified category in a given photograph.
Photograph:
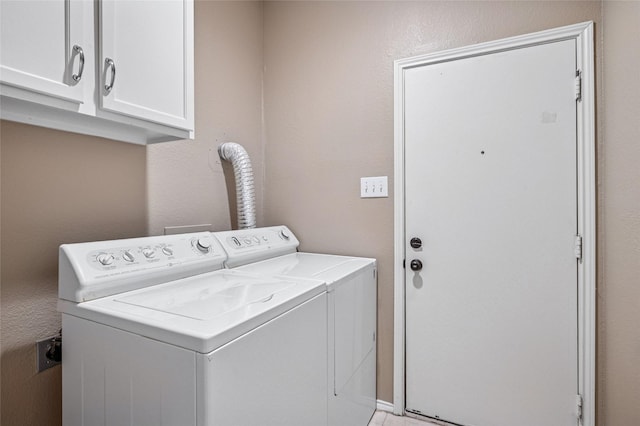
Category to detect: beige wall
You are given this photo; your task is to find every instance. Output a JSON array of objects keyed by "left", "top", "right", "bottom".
[
  {"left": 147, "top": 0, "right": 264, "bottom": 235},
  {"left": 599, "top": 1, "right": 640, "bottom": 425},
  {"left": 263, "top": 0, "right": 603, "bottom": 405},
  {"left": 0, "top": 122, "right": 148, "bottom": 425}
]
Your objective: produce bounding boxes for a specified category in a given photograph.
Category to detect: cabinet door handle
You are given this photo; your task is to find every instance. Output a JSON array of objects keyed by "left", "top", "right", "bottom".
[
  {"left": 104, "top": 58, "right": 116, "bottom": 94},
  {"left": 71, "top": 45, "right": 85, "bottom": 82}
]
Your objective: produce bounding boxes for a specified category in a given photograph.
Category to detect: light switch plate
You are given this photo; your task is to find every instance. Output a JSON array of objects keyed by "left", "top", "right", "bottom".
[{"left": 360, "top": 176, "right": 388, "bottom": 198}]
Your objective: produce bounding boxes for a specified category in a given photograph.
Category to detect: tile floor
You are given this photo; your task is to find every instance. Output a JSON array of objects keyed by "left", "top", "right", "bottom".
[{"left": 368, "top": 410, "right": 440, "bottom": 426}]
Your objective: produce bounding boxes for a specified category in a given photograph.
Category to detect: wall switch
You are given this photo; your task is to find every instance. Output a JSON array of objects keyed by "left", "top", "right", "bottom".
[{"left": 360, "top": 176, "right": 388, "bottom": 198}]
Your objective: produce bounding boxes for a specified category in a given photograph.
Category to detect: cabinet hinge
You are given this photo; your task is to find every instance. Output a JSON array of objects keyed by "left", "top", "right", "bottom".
[
  {"left": 576, "top": 394, "right": 584, "bottom": 422},
  {"left": 575, "top": 70, "right": 582, "bottom": 102},
  {"left": 575, "top": 235, "right": 583, "bottom": 263},
  {"left": 403, "top": 259, "right": 406, "bottom": 269}
]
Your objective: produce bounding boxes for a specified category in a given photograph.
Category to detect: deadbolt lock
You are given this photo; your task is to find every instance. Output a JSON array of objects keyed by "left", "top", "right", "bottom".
[{"left": 410, "top": 237, "right": 422, "bottom": 249}]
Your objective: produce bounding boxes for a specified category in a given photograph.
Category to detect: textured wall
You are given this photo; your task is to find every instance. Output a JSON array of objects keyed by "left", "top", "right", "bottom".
[
  {"left": 263, "top": 0, "right": 602, "bottom": 404},
  {"left": 146, "top": 1, "right": 264, "bottom": 235},
  {"left": 0, "top": 121, "right": 147, "bottom": 425},
  {"left": 599, "top": 2, "right": 640, "bottom": 424}
]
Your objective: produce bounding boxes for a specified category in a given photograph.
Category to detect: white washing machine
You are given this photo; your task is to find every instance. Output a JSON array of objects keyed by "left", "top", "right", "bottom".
[
  {"left": 213, "top": 226, "right": 377, "bottom": 426},
  {"left": 58, "top": 232, "right": 328, "bottom": 426}
]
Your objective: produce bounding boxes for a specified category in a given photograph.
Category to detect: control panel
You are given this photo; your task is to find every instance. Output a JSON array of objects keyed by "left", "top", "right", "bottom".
[
  {"left": 86, "top": 235, "right": 217, "bottom": 271},
  {"left": 60, "top": 233, "right": 226, "bottom": 302},
  {"left": 213, "top": 226, "right": 299, "bottom": 268}
]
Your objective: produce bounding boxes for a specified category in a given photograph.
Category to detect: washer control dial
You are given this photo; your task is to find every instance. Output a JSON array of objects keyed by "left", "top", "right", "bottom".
[
  {"left": 122, "top": 250, "right": 135, "bottom": 263},
  {"left": 142, "top": 248, "right": 156, "bottom": 259},
  {"left": 162, "top": 246, "right": 174, "bottom": 256},
  {"left": 279, "top": 229, "right": 290, "bottom": 240},
  {"left": 97, "top": 253, "right": 115, "bottom": 266}
]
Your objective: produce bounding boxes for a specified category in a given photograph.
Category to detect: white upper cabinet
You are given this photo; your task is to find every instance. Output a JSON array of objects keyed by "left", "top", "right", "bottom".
[
  {"left": 0, "top": 0, "right": 89, "bottom": 107},
  {"left": 99, "top": 0, "right": 194, "bottom": 131},
  {"left": 0, "top": 0, "right": 194, "bottom": 145}
]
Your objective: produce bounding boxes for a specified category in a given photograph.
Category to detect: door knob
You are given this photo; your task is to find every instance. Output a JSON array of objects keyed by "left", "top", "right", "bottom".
[
  {"left": 410, "top": 237, "right": 422, "bottom": 249},
  {"left": 410, "top": 259, "right": 423, "bottom": 271}
]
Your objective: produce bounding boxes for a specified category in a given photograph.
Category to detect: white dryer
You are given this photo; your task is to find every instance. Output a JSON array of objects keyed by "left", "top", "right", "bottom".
[
  {"left": 58, "top": 232, "right": 328, "bottom": 426},
  {"left": 213, "top": 226, "right": 377, "bottom": 426}
]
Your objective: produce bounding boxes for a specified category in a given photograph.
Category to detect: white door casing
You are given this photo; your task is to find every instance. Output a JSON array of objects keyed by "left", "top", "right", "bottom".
[{"left": 394, "top": 22, "right": 595, "bottom": 426}]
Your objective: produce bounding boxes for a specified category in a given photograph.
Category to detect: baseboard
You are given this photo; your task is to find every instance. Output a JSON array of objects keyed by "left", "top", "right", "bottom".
[{"left": 376, "top": 400, "right": 394, "bottom": 412}]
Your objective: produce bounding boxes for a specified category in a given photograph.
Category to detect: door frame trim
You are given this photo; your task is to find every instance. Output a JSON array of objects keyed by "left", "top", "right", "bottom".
[{"left": 393, "top": 21, "right": 596, "bottom": 426}]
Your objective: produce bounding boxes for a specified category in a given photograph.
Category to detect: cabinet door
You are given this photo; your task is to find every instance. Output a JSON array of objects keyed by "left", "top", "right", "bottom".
[
  {"left": 0, "top": 0, "right": 87, "bottom": 105},
  {"left": 99, "top": 0, "right": 194, "bottom": 131}
]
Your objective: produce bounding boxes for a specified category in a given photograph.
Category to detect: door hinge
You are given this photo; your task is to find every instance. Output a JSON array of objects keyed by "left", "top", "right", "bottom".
[
  {"left": 575, "top": 70, "right": 582, "bottom": 102},
  {"left": 574, "top": 234, "right": 583, "bottom": 263},
  {"left": 403, "top": 259, "right": 406, "bottom": 269},
  {"left": 576, "top": 394, "right": 583, "bottom": 422}
]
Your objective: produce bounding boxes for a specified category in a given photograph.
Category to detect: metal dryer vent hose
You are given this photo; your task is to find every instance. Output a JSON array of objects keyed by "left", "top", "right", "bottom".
[{"left": 218, "top": 142, "right": 256, "bottom": 229}]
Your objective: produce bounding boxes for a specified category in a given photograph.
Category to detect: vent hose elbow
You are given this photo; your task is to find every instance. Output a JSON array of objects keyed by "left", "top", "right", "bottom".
[{"left": 218, "top": 142, "right": 256, "bottom": 229}]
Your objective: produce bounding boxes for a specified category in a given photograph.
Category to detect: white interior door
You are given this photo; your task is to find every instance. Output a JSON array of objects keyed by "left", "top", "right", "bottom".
[{"left": 404, "top": 39, "right": 578, "bottom": 426}]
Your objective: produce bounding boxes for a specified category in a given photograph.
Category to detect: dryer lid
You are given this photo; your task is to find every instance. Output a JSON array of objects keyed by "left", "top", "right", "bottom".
[{"left": 238, "top": 252, "right": 376, "bottom": 288}]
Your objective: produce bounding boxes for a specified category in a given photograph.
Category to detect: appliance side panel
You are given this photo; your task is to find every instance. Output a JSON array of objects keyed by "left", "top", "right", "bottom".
[
  {"left": 62, "top": 314, "right": 196, "bottom": 426},
  {"left": 198, "top": 293, "right": 328, "bottom": 426},
  {"left": 333, "top": 265, "right": 377, "bottom": 392},
  {"left": 330, "top": 265, "right": 378, "bottom": 425}
]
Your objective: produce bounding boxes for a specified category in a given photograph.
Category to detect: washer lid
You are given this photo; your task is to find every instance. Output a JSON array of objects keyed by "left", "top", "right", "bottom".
[
  {"left": 59, "top": 269, "right": 325, "bottom": 354},
  {"left": 114, "top": 273, "right": 296, "bottom": 320}
]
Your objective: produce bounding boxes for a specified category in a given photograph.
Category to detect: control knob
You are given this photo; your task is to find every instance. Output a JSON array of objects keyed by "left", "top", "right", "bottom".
[
  {"left": 122, "top": 250, "right": 135, "bottom": 263},
  {"left": 97, "top": 253, "right": 115, "bottom": 266},
  {"left": 162, "top": 246, "right": 174, "bottom": 256},
  {"left": 142, "top": 248, "right": 156, "bottom": 259},
  {"left": 196, "top": 238, "right": 212, "bottom": 254},
  {"left": 279, "top": 229, "right": 290, "bottom": 240}
]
